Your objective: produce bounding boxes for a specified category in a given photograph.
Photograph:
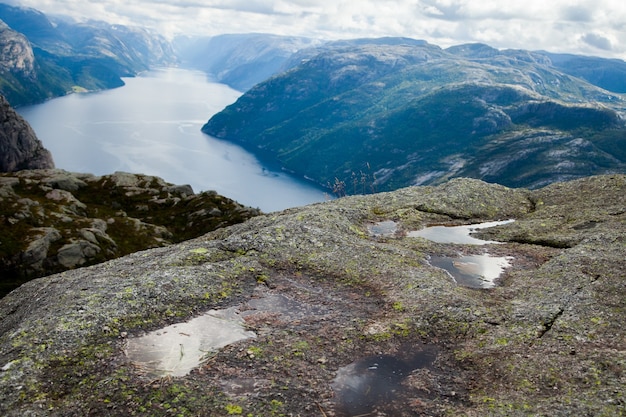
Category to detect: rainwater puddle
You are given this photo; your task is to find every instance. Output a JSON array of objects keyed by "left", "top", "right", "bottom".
[
  {"left": 407, "top": 219, "right": 514, "bottom": 245},
  {"left": 368, "top": 220, "right": 398, "bottom": 237},
  {"left": 125, "top": 287, "right": 330, "bottom": 378},
  {"left": 429, "top": 254, "right": 513, "bottom": 289},
  {"left": 126, "top": 308, "right": 256, "bottom": 378},
  {"left": 332, "top": 347, "right": 438, "bottom": 416}
]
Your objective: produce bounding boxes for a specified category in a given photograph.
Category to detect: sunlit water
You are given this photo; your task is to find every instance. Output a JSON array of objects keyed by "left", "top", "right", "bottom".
[
  {"left": 125, "top": 307, "right": 256, "bottom": 378},
  {"left": 406, "top": 219, "right": 514, "bottom": 244},
  {"left": 409, "top": 220, "right": 515, "bottom": 288},
  {"left": 17, "top": 68, "right": 329, "bottom": 212},
  {"left": 367, "top": 219, "right": 515, "bottom": 288}
]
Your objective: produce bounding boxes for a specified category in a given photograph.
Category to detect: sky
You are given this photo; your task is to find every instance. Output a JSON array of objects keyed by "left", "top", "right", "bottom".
[{"left": 5, "top": 0, "right": 626, "bottom": 60}]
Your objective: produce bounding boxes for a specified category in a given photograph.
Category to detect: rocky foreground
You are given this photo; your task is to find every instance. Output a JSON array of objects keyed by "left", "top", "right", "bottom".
[
  {"left": 0, "top": 175, "right": 624, "bottom": 416},
  {"left": 0, "top": 169, "right": 260, "bottom": 296}
]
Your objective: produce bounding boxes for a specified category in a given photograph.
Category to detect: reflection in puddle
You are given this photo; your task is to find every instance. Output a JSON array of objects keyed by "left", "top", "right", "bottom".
[
  {"left": 430, "top": 254, "right": 512, "bottom": 288},
  {"left": 368, "top": 220, "right": 398, "bottom": 237},
  {"left": 407, "top": 219, "right": 514, "bottom": 245},
  {"left": 332, "top": 347, "right": 438, "bottom": 416},
  {"left": 126, "top": 309, "right": 256, "bottom": 378},
  {"left": 126, "top": 287, "right": 331, "bottom": 378}
]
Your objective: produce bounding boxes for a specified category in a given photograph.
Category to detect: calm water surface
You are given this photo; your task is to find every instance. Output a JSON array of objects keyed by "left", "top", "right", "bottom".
[{"left": 17, "top": 68, "right": 329, "bottom": 212}]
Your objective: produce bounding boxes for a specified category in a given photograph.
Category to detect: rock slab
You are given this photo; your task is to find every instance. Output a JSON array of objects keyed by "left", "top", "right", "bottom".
[{"left": 0, "top": 175, "right": 624, "bottom": 416}]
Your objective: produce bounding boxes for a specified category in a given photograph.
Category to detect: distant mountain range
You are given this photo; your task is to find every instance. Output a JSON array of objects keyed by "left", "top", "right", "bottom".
[
  {"left": 0, "top": 3, "right": 176, "bottom": 106},
  {"left": 173, "top": 33, "right": 321, "bottom": 91},
  {"left": 202, "top": 39, "right": 626, "bottom": 192}
]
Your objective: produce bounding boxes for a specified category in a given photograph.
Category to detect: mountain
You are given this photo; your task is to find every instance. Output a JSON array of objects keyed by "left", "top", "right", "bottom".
[
  {"left": 0, "top": 169, "right": 260, "bottom": 297},
  {"left": 0, "top": 4, "right": 177, "bottom": 106},
  {"left": 202, "top": 39, "right": 626, "bottom": 193},
  {"left": 0, "top": 93, "right": 53, "bottom": 171},
  {"left": 174, "top": 33, "right": 321, "bottom": 91},
  {"left": 0, "top": 174, "right": 624, "bottom": 416},
  {"left": 542, "top": 51, "right": 626, "bottom": 93}
]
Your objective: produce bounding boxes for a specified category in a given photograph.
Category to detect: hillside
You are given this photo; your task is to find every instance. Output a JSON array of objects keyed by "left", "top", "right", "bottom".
[
  {"left": 0, "top": 4, "right": 176, "bottom": 106},
  {"left": 202, "top": 39, "right": 626, "bottom": 193},
  {"left": 0, "top": 174, "right": 624, "bottom": 416}
]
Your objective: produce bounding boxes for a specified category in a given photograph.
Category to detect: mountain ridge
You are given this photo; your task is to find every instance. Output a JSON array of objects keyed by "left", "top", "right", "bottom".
[
  {"left": 202, "top": 39, "right": 626, "bottom": 193},
  {"left": 0, "top": 3, "right": 177, "bottom": 106}
]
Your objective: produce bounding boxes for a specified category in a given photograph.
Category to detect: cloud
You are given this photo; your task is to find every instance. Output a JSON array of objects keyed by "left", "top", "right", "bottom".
[
  {"left": 4, "top": 0, "right": 626, "bottom": 60},
  {"left": 560, "top": 5, "right": 594, "bottom": 22},
  {"left": 581, "top": 32, "right": 614, "bottom": 51}
]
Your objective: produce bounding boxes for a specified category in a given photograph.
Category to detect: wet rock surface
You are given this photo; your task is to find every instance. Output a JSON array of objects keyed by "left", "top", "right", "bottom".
[
  {"left": 0, "top": 169, "right": 260, "bottom": 296},
  {"left": 0, "top": 175, "right": 624, "bottom": 416}
]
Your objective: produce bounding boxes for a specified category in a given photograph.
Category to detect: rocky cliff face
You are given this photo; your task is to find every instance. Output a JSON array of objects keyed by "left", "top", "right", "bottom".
[
  {"left": 0, "top": 94, "right": 53, "bottom": 172},
  {"left": 0, "top": 174, "right": 623, "bottom": 416},
  {"left": 0, "top": 169, "right": 260, "bottom": 296},
  {"left": 0, "top": 20, "right": 35, "bottom": 78}
]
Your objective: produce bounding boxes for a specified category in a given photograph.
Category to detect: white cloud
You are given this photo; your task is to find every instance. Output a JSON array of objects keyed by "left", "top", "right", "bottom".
[{"left": 4, "top": 0, "right": 626, "bottom": 59}]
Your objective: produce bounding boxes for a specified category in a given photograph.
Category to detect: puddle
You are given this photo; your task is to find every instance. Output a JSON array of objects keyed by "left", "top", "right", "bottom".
[
  {"left": 332, "top": 347, "right": 438, "bottom": 416},
  {"left": 125, "top": 308, "right": 256, "bottom": 378},
  {"left": 125, "top": 286, "right": 332, "bottom": 378},
  {"left": 430, "top": 254, "right": 512, "bottom": 288},
  {"left": 368, "top": 220, "right": 398, "bottom": 237},
  {"left": 407, "top": 219, "right": 514, "bottom": 245},
  {"left": 241, "top": 292, "right": 329, "bottom": 321}
]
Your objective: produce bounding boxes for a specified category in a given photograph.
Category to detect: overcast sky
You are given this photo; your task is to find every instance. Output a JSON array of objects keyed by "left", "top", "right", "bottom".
[{"left": 5, "top": 0, "right": 626, "bottom": 59}]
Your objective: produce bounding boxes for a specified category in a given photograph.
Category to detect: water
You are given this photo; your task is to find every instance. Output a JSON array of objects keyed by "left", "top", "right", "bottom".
[
  {"left": 17, "top": 68, "right": 329, "bottom": 212},
  {"left": 332, "top": 347, "right": 438, "bottom": 416},
  {"left": 406, "top": 220, "right": 515, "bottom": 288},
  {"left": 429, "top": 254, "right": 512, "bottom": 288},
  {"left": 407, "top": 219, "right": 514, "bottom": 244},
  {"left": 126, "top": 307, "right": 256, "bottom": 378},
  {"left": 126, "top": 284, "right": 331, "bottom": 378}
]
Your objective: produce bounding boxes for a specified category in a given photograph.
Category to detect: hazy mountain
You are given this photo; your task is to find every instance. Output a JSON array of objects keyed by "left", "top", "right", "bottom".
[
  {"left": 174, "top": 33, "right": 321, "bottom": 91},
  {"left": 0, "top": 4, "right": 177, "bottom": 106},
  {"left": 542, "top": 51, "right": 626, "bottom": 93},
  {"left": 202, "top": 39, "right": 626, "bottom": 193}
]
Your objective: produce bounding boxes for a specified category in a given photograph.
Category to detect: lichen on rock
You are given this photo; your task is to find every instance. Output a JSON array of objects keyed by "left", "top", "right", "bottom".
[
  {"left": 0, "top": 169, "right": 261, "bottom": 296},
  {"left": 0, "top": 175, "right": 624, "bottom": 416}
]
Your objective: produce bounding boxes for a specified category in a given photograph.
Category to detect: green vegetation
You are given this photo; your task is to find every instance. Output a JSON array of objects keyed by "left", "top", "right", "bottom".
[
  {"left": 203, "top": 41, "right": 626, "bottom": 194},
  {"left": 0, "top": 171, "right": 260, "bottom": 296},
  {"left": 0, "top": 3, "right": 174, "bottom": 106}
]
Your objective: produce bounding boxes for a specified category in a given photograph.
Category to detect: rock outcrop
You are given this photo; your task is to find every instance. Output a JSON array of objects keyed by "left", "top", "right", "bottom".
[
  {"left": 0, "top": 20, "right": 35, "bottom": 78},
  {"left": 0, "top": 175, "right": 624, "bottom": 416},
  {"left": 0, "top": 169, "right": 260, "bottom": 296},
  {"left": 0, "top": 94, "right": 54, "bottom": 172}
]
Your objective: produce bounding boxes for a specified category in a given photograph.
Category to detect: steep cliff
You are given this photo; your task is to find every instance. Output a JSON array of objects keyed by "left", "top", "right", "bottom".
[
  {"left": 0, "top": 174, "right": 623, "bottom": 416},
  {"left": 0, "top": 20, "right": 35, "bottom": 78},
  {"left": 0, "top": 93, "right": 53, "bottom": 172}
]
